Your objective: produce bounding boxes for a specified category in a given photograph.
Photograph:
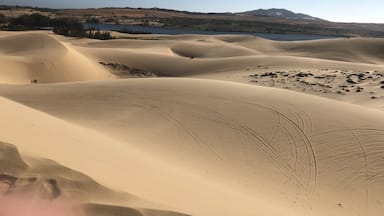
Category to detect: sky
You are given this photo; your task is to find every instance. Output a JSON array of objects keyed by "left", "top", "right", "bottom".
[{"left": 1, "top": 0, "right": 384, "bottom": 23}]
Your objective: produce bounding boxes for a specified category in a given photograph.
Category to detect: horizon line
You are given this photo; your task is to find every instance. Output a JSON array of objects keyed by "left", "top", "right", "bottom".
[{"left": 2, "top": 4, "right": 384, "bottom": 24}]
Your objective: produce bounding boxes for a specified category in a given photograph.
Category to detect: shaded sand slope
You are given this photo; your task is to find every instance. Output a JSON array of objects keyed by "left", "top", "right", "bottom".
[
  {"left": 0, "top": 141, "right": 138, "bottom": 206},
  {"left": 214, "top": 35, "right": 384, "bottom": 64},
  {"left": 3, "top": 79, "right": 384, "bottom": 216},
  {"left": 0, "top": 32, "right": 112, "bottom": 84},
  {"left": 0, "top": 96, "right": 287, "bottom": 216},
  {"left": 0, "top": 141, "right": 189, "bottom": 216},
  {"left": 275, "top": 38, "right": 384, "bottom": 64},
  {"left": 0, "top": 97, "right": 191, "bottom": 216}
]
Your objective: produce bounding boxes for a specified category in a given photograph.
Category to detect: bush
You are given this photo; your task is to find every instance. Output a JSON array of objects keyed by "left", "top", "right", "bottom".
[
  {"left": 0, "top": 14, "right": 7, "bottom": 24},
  {"left": 86, "top": 28, "right": 113, "bottom": 40},
  {"left": 52, "top": 18, "right": 85, "bottom": 37},
  {"left": 85, "top": 17, "right": 100, "bottom": 23}
]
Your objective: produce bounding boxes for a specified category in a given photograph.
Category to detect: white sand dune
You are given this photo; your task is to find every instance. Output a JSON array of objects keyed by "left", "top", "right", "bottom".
[
  {"left": 275, "top": 38, "right": 384, "bottom": 64},
  {"left": 0, "top": 32, "right": 112, "bottom": 84},
  {"left": 2, "top": 31, "right": 384, "bottom": 216}
]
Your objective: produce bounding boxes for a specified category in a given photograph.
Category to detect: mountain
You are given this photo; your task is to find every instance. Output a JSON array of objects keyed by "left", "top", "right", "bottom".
[{"left": 241, "top": 8, "right": 323, "bottom": 21}]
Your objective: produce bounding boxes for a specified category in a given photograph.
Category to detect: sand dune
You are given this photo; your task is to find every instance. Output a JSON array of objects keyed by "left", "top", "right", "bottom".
[
  {"left": 73, "top": 33, "right": 384, "bottom": 78},
  {"left": 0, "top": 96, "right": 290, "bottom": 216},
  {"left": 2, "top": 31, "right": 384, "bottom": 216},
  {"left": 276, "top": 38, "right": 384, "bottom": 64},
  {"left": 69, "top": 33, "right": 384, "bottom": 110},
  {"left": 0, "top": 32, "right": 112, "bottom": 84},
  {"left": 3, "top": 78, "right": 384, "bottom": 216}
]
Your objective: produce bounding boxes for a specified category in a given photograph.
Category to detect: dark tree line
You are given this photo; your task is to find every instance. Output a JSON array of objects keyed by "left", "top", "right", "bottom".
[
  {"left": 52, "top": 18, "right": 86, "bottom": 37},
  {"left": 85, "top": 17, "right": 100, "bottom": 23},
  {"left": 52, "top": 18, "right": 112, "bottom": 39},
  {"left": 7, "top": 13, "right": 50, "bottom": 30},
  {"left": 0, "top": 14, "right": 7, "bottom": 24},
  {"left": 3, "top": 13, "right": 113, "bottom": 40},
  {"left": 53, "top": 18, "right": 113, "bottom": 39}
]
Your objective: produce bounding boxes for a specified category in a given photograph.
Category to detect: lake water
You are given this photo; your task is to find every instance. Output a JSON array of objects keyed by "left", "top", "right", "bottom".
[{"left": 84, "top": 23, "right": 334, "bottom": 41}]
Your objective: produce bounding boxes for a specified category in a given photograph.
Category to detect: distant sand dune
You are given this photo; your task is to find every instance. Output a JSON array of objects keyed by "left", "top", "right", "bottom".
[
  {"left": 0, "top": 32, "right": 112, "bottom": 84},
  {"left": 276, "top": 38, "right": 384, "bottom": 64},
  {"left": 72, "top": 33, "right": 384, "bottom": 80},
  {"left": 169, "top": 40, "right": 257, "bottom": 58},
  {"left": 0, "top": 33, "right": 66, "bottom": 56},
  {"left": 3, "top": 31, "right": 384, "bottom": 83}
]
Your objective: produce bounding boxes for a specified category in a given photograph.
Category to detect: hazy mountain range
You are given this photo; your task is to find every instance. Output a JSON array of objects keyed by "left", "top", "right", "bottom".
[{"left": 241, "top": 8, "right": 323, "bottom": 21}]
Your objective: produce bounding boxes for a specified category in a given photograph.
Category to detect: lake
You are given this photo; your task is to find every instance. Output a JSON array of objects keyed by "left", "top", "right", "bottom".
[{"left": 83, "top": 23, "right": 335, "bottom": 41}]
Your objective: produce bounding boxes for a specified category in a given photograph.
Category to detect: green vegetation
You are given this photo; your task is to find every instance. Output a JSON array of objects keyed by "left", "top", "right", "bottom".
[
  {"left": 85, "top": 17, "right": 100, "bottom": 23},
  {"left": 115, "top": 29, "right": 152, "bottom": 34},
  {"left": 86, "top": 28, "right": 113, "bottom": 40},
  {"left": 52, "top": 18, "right": 86, "bottom": 37}
]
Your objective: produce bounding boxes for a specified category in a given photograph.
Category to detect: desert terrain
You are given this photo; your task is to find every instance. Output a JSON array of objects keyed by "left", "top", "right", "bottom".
[{"left": 2, "top": 30, "right": 384, "bottom": 216}]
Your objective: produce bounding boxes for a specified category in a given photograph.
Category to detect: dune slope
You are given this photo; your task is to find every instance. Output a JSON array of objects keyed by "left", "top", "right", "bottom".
[
  {"left": 0, "top": 97, "right": 196, "bottom": 216},
  {"left": 2, "top": 78, "right": 384, "bottom": 216},
  {"left": 0, "top": 96, "right": 290, "bottom": 216},
  {"left": 0, "top": 32, "right": 113, "bottom": 84}
]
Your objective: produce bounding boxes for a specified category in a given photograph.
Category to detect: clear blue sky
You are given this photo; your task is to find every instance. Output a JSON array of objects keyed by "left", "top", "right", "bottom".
[{"left": 1, "top": 0, "right": 384, "bottom": 23}]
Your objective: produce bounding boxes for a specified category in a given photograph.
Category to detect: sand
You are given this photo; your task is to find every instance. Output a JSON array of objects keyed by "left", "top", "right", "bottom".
[{"left": 1, "top": 31, "right": 384, "bottom": 216}]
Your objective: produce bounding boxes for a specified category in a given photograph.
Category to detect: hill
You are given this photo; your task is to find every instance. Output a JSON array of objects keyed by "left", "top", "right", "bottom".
[
  {"left": 241, "top": 8, "right": 323, "bottom": 21},
  {"left": 1, "top": 6, "right": 384, "bottom": 37}
]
